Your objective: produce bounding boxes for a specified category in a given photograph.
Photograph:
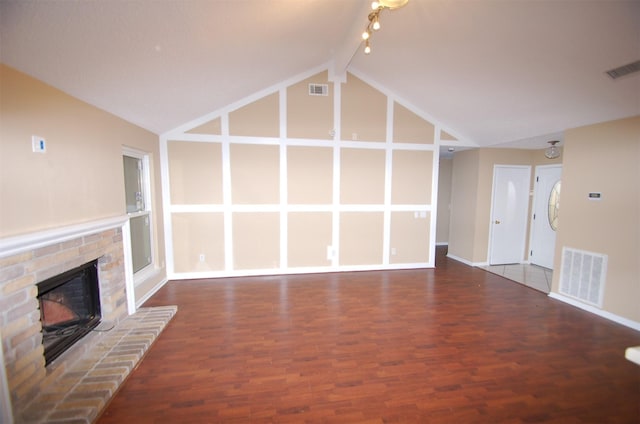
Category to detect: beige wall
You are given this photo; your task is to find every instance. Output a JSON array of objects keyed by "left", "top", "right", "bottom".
[
  {"left": 448, "top": 149, "right": 480, "bottom": 260},
  {"left": 341, "top": 73, "right": 386, "bottom": 142},
  {"left": 340, "top": 212, "right": 385, "bottom": 265},
  {"left": 436, "top": 158, "right": 452, "bottom": 244},
  {"left": 172, "top": 212, "right": 225, "bottom": 273},
  {"left": 229, "top": 143, "right": 280, "bottom": 204},
  {"left": 393, "top": 102, "right": 435, "bottom": 144},
  {"left": 287, "top": 71, "right": 334, "bottom": 140},
  {"left": 232, "top": 212, "right": 280, "bottom": 269},
  {"left": 340, "top": 148, "right": 386, "bottom": 204},
  {"left": 389, "top": 211, "right": 430, "bottom": 263},
  {"left": 391, "top": 150, "right": 433, "bottom": 204},
  {"left": 288, "top": 212, "right": 332, "bottom": 267},
  {"left": 229, "top": 92, "right": 279, "bottom": 137},
  {"left": 0, "top": 64, "right": 166, "bottom": 302},
  {"left": 287, "top": 146, "right": 333, "bottom": 204},
  {"left": 186, "top": 117, "right": 221, "bottom": 135},
  {"left": 449, "top": 147, "right": 556, "bottom": 263},
  {"left": 168, "top": 141, "right": 223, "bottom": 204},
  {"left": 551, "top": 116, "right": 640, "bottom": 322},
  {"left": 165, "top": 71, "right": 438, "bottom": 274}
]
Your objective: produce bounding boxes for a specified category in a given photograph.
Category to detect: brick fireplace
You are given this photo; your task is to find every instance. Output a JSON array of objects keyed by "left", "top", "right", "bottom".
[{"left": 0, "top": 216, "right": 175, "bottom": 422}]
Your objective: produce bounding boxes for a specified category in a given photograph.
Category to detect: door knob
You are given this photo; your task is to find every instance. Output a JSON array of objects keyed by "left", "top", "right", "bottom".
[{"left": 494, "top": 220, "right": 501, "bottom": 224}]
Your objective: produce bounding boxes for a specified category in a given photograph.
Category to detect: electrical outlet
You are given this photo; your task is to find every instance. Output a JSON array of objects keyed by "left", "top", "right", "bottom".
[
  {"left": 391, "top": 247, "right": 397, "bottom": 255},
  {"left": 199, "top": 254, "right": 205, "bottom": 262}
]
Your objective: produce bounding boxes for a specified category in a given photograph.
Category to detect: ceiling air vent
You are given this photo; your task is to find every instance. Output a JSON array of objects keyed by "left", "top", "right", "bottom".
[
  {"left": 308, "top": 83, "right": 329, "bottom": 96},
  {"left": 605, "top": 60, "right": 640, "bottom": 80}
]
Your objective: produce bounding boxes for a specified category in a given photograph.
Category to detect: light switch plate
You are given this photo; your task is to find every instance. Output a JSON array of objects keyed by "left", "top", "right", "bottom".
[{"left": 32, "top": 135, "right": 46, "bottom": 153}]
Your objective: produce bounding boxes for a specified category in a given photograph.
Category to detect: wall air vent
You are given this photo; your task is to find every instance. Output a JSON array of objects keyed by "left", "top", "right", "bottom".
[
  {"left": 559, "top": 247, "right": 607, "bottom": 307},
  {"left": 308, "top": 83, "right": 329, "bottom": 96},
  {"left": 605, "top": 60, "right": 640, "bottom": 79}
]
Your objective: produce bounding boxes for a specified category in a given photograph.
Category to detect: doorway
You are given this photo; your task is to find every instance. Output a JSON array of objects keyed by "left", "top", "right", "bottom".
[
  {"left": 488, "top": 165, "right": 531, "bottom": 265},
  {"left": 529, "top": 165, "right": 562, "bottom": 269}
]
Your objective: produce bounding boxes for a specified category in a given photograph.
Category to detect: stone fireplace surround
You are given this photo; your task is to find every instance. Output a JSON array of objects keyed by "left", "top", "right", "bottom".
[{"left": 0, "top": 217, "right": 176, "bottom": 423}]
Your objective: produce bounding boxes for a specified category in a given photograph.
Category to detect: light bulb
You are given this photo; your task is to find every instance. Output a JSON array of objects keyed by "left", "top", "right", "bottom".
[
  {"left": 364, "top": 41, "right": 371, "bottom": 54},
  {"left": 545, "top": 146, "right": 560, "bottom": 159},
  {"left": 371, "top": 1, "right": 379, "bottom": 9},
  {"left": 362, "top": 30, "right": 370, "bottom": 40},
  {"left": 372, "top": 19, "right": 380, "bottom": 30}
]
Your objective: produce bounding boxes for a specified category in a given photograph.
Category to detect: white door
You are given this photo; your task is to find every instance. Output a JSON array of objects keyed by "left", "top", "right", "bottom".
[
  {"left": 529, "top": 165, "right": 562, "bottom": 269},
  {"left": 489, "top": 165, "right": 531, "bottom": 265}
]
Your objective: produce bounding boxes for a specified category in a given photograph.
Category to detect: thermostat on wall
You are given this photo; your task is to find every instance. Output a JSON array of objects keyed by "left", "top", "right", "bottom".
[{"left": 588, "top": 192, "right": 602, "bottom": 200}]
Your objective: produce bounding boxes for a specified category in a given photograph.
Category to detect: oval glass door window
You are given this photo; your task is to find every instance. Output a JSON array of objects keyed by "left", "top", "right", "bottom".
[{"left": 548, "top": 180, "right": 561, "bottom": 231}]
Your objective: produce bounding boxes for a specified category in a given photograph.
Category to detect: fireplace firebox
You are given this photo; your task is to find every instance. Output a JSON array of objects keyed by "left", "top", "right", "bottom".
[{"left": 37, "top": 259, "right": 102, "bottom": 365}]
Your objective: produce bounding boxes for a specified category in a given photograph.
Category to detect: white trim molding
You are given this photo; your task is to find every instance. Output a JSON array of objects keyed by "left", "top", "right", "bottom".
[
  {"left": 549, "top": 292, "right": 640, "bottom": 332},
  {"left": 446, "top": 254, "right": 488, "bottom": 267},
  {"left": 0, "top": 216, "right": 128, "bottom": 259},
  {"left": 135, "top": 277, "right": 168, "bottom": 308}
]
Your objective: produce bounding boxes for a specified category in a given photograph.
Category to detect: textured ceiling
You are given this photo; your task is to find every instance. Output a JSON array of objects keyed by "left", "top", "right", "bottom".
[{"left": 1, "top": 0, "right": 639, "bottom": 149}]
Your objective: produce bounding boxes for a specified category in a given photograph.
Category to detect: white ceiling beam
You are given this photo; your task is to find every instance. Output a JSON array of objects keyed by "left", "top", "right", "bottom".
[{"left": 329, "top": 0, "right": 373, "bottom": 83}]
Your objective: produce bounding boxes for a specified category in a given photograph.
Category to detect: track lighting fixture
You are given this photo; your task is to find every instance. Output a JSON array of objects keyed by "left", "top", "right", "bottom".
[{"left": 361, "top": 0, "right": 409, "bottom": 55}]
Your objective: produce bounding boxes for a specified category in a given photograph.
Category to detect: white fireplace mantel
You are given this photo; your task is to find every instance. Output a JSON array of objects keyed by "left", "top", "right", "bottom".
[
  {"left": 0, "top": 215, "right": 128, "bottom": 259},
  {"left": 0, "top": 214, "right": 136, "bottom": 315}
]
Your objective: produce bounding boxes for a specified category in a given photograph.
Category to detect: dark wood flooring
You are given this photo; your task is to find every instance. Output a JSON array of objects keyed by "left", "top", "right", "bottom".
[{"left": 98, "top": 248, "right": 640, "bottom": 423}]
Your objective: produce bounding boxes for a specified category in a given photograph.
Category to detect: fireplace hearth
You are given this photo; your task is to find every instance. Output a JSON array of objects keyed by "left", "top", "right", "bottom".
[{"left": 37, "top": 259, "right": 102, "bottom": 365}]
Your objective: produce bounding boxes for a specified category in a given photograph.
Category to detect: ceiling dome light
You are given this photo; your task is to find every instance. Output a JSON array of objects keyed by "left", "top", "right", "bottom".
[{"left": 545, "top": 140, "right": 561, "bottom": 159}]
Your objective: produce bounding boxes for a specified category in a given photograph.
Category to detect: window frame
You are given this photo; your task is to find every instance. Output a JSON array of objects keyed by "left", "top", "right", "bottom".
[{"left": 122, "top": 147, "right": 155, "bottom": 281}]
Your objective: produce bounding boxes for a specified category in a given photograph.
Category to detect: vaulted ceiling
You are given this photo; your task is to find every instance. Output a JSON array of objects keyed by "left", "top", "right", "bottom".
[{"left": 1, "top": 0, "right": 638, "bottom": 150}]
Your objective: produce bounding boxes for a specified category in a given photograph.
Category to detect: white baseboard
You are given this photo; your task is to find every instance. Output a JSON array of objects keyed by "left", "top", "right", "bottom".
[
  {"left": 445, "top": 254, "right": 490, "bottom": 267},
  {"left": 135, "top": 277, "right": 169, "bottom": 308},
  {"left": 548, "top": 292, "right": 640, "bottom": 332}
]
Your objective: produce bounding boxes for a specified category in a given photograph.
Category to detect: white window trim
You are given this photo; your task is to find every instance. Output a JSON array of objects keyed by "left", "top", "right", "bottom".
[{"left": 122, "top": 146, "right": 155, "bottom": 283}]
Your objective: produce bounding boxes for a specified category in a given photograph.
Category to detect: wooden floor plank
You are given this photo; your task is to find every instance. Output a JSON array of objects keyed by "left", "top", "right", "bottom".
[{"left": 98, "top": 248, "right": 640, "bottom": 423}]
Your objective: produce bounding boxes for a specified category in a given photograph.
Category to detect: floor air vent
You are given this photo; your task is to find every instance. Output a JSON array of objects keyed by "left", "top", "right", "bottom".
[
  {"left": 605, "top": 60, "right": 640, "bottom": 80},
  {"left": 559, "top": 247, "right": 607, "bottom": 307}
]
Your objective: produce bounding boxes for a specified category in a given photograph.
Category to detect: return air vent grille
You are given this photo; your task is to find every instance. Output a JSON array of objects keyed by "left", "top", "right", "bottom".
[
  {"left": 559, "top": 247, "right": 607, "bottom": 307},
  {"left": 308, "top": 83, "right": 329, "bottom": 96},
  {"left": 605, "top": 60, "right": 640, "bottom": 79}
]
